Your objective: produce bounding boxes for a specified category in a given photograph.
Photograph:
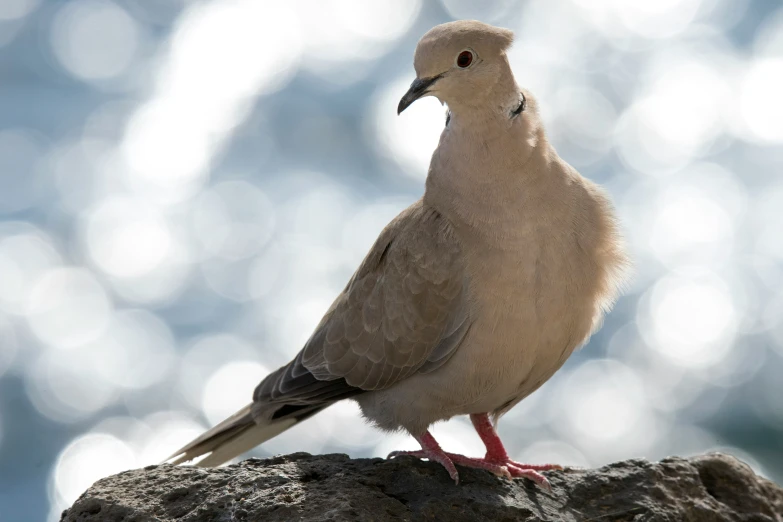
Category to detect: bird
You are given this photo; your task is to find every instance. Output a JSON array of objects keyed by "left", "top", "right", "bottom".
[{"left": 166, "top": 20, "right": 629, "bottom": 489}]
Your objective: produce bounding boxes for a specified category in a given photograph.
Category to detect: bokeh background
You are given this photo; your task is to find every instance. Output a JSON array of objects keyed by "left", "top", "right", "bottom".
[{"left": 1, "top": 0, "right": 782, "bottom": 519}]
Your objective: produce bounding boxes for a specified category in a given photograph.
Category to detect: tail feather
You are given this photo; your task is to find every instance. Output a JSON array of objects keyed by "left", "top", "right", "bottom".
[
  {"left": 165, "top": 404, "right": 297, "bottom": 467},
  {"left": 166, "top": 353, "right": 358, "bottom": 467}
]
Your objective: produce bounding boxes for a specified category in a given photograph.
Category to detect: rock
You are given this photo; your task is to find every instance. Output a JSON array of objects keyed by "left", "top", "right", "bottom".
[{"left": 62, "top": 452, "right": 782, "bottom": 521}]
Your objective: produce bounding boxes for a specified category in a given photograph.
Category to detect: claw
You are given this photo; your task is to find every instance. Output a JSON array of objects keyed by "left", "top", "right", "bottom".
[
  {"left": 387, "top": 444, "right": 459, "bottom": 484},
  {"left": 388, "top": 425, "right": 560, "bottom": 491}
]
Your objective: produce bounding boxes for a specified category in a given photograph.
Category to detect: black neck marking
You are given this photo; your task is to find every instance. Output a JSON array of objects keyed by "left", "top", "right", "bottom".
[{"left": 511, "top": 93, "right": 526, "bottom": 118}]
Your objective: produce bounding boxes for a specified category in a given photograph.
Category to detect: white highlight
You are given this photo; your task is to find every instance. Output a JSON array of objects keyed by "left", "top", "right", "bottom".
[
  {"left": 26, "top": 267, "right": 112, "bottom": 349},
  {"left": 121, "top": 0, "right": 302, "bottom": 202},
  {"left": 53, "top": 433, "right": 136, "bottom": 505},
  {"left": 646, "top": 271, "right": 737, "bottom": 368},
  {"left": 372, "top": 77, "right": 445, "bottom": 180},
  {"left": 740, "top": 59, "right": 783, "bottom": 143},
  {"left": 201, "top": 361, "right": 268, "bottom": 426},
  {"left": 50, "top": 0, "right": 139, "bottom": 81},
  {"left": 85, "top": 197, "right": 173, "bottom": 278}
]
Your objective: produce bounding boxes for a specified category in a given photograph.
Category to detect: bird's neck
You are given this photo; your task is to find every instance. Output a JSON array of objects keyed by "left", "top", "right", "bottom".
[{"left": 424, "top": 85, "right": 555, "bottom": 246}]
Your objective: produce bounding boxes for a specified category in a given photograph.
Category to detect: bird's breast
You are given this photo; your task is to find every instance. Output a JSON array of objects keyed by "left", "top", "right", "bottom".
[{"left": 451, "top": 222, "right": 606, "bottom": 407}]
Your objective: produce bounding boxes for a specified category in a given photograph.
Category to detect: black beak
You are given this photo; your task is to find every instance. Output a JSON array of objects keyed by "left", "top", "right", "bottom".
[{"left": 397, "top": 75, "right": 442, "bottom": 115}]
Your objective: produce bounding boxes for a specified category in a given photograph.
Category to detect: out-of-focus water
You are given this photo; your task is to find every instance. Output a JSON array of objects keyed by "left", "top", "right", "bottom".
[{"left": 0, "top": 1, "right": 782, "bottom": 520}]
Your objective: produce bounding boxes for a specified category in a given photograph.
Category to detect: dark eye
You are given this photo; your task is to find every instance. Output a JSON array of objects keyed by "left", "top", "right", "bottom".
[{"left": 457, "top": 50, "right": 473, "bottom": 68}]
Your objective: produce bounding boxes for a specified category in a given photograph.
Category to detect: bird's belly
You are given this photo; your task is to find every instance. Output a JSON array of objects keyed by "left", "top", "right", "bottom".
[
  {"left": 450, "top": 308, "right": 586, "bottom": 412},
  {"left": 450, "top": 251, "right": 600, "bottom": 413},
  {"left": 370, "top": 272, "right": 598, "bottom": 430}
]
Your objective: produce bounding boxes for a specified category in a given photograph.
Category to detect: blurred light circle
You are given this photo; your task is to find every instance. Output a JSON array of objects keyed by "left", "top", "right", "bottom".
[
  {"left": 50, "top": 0, "right": 139, "bottom": 81},
  {"left": 192, "top": 181, "right": 275, "bottom": 261},
  {"left": 84, "top": 309, "right": 176, "bottom": 389},
  {"left": 283, "top": 186, "right": 353, "bottom": 246},
  {"left": 50, "top": 138, "right": 105, "bottom": 214},
  {"left": 179, "top": 334, "right": 261, "bottom": 410},
  {"left": 614, "top": 0, "right": 703, "bottom": 39},
  {"left": 650, "top": 190, "right": 731, "bottom": 265},
  {"left": 106, "top": 257, "right": 192, "bottom": 305},
  {"left": 26, "top": 349, "right": 118, "bottom": 423},
  {"left": 646, "top": 62, "right": 727, "bottom": 147},
  {"left": 0, "top": 0, "right": 39, "bottom": 20},
  {"left": 81, "top": 196, "right": 193, "bottom": 305},
  {"left": 337, "top": 0, "right": 420, "bottom": 42},
  {"left": 248, "top": 243, "right": 286, "bottom": 299},
  {"left": 440, "top": 0, "right": 517, "bottom": 21},
  {"left": 572, "top": 0, "right": 703, "bottom": 40},
  {"left": 298, "top": 0, "right": 420, "bottom": 78},
  {"left": 643, "top": 271, "right": 737, "bottom": 368},
  {"left": 53, "top": 433, "right": 136, "bottom": 505},
  {"left": 615, "top": 58, "right": 728, "bottom": 173},
  {"left": 648, "top": 163, "right": 746, "bottom": 268},
  {"left": 740, "top": 58, "right": 783, "bottom": 143},
  {"left": 372, "top": 76, "right": 445, "bottom": 180},
  {"left": 201, "top": 256, "right": 258, "bottom": 302},
  {"left": 0, "top": 129, "right": 46, "bottom": 214},
  {"left": 26, "top": 267, "right": 112, "bottom": 349},
  {"left": 85, "top": 197, "right": 173, "bottom": 278},
  {"left": 201, "top": 361, "right": 268, "bottom": 426},
  {"left": 560, "top": 359, "right": 648, "bottom": 443},
  {"left": 547, "top": 86, "right": 617, "bottom": 166},
  {"left": 0, "top": 228, "right": 62, "bottom": 314}
]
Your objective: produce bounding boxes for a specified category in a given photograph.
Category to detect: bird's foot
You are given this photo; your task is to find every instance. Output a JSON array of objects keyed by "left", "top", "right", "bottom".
[
  {"left": 388, "top": 449, "right": 460, "bottom": 484},
  {"left": 463, "top": 413, "right": 561, "bottom": 490},
  {"left": 491, "top": 457, "right": 561, "bottom": 490},
  {"left": 387, "top": 448, "right": 560, "bottom": 490},
  {"left": 447, "top": 453, "right": 557, "bottom": 490}
]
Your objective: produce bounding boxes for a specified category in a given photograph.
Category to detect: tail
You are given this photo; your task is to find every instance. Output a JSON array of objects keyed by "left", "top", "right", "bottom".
[
  {"left": 166, "top": 351, "right": 362, "bottom": 467},
  {"left": 165, "top": 404, "right": 302, "bottom": 467}
]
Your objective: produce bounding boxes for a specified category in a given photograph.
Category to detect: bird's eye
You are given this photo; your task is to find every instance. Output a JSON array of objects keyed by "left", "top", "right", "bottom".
[{"left": 456, "top": 50, "right": 473, "bottom": 68}]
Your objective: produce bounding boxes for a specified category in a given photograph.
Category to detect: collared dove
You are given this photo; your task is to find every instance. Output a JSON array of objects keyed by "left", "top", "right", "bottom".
[{"left": 167, "top": 20, "right": 629, "bottom": 489}]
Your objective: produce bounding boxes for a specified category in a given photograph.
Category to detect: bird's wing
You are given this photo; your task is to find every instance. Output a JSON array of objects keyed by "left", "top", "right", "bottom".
[{"left": 253, "top": 200, "right": 470, "bottom": 416}]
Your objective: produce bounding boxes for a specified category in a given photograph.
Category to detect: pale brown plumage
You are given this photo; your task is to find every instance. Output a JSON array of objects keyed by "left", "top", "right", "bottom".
[{"left": 167, "top": 20, "right": 629, "bottom": 482}]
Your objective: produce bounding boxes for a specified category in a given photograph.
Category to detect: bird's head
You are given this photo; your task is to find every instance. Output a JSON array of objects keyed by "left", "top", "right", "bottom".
[{"left": 397, "top": 20, "right": 516, "bottom": 115}]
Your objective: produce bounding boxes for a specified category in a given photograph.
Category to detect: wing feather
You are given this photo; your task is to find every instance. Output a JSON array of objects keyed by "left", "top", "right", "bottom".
[{"left": 252, "top": 200, "right": 470, "bottom": 420}]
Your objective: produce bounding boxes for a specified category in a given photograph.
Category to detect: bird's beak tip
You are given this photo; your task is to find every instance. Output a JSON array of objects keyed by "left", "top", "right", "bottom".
[{"left": 397, "top": 75, "right": 440, "bottom": 116}]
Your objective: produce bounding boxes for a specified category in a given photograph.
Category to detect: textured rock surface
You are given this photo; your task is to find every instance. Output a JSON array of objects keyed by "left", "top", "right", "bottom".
[{"left": 62, "top": 452, "right": 782, "bottom": 521}]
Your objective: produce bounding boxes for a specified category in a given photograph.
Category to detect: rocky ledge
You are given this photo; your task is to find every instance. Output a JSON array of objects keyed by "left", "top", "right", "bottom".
[{"left": 62, "top": 452, "right": 782, "bottom": 521}]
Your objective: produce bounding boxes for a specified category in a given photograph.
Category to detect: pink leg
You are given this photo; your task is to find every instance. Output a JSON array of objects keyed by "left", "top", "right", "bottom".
[
  {"left": 469, "top": 413, "right": 562, "bottom": 489},
  {"left": 387, "top": 416, "right": 562, "bottom": 489}
]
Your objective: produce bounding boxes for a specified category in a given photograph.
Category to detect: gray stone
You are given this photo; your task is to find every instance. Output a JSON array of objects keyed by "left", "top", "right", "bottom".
[{"left": 62, "top": 452, "right": 783, "bottom": 521}]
